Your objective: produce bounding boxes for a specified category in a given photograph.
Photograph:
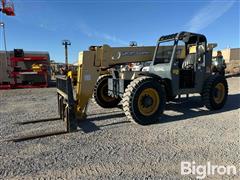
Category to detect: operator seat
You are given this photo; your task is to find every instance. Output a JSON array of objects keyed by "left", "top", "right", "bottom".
[
  {"left": 182, "top": 54, "right": 195, "bottom": 70},
  {"left": 180, "top": 46, "right": 197, "bottom": 88},
  {"left": 182, "top": 46, "right": 196, "bottom": 70}
]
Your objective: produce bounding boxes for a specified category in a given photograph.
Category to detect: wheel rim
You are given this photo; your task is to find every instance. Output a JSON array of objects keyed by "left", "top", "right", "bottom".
[
  {"left": 213, "top": 83, "right": 225, "bottom": 104},
  {"left": 100, "top": 83, "right": 115, "bottom": 102},
  {"left": 137, "top": 88, "right": 160, "bottom": 116}
]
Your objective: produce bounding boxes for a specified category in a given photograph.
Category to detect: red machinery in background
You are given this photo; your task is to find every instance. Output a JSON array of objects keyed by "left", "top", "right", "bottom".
[
  {"left": 9, "top": 49, "right": 50, "bottom": 88},
  {"left": 0, "top": 49, "right": 50, "bottom": 89},
  {"left": 0, "top": 1, "right": 51, "bottom": 89},
  {"left": 0, "top": 0, "right": 15, "bottom": 16}
]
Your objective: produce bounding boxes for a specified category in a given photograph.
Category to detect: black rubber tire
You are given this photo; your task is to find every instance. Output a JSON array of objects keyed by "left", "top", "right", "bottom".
[
  {"left": 122, "top": 76, "right": 166, "bottom": 125},
  {"left": 220, "top": 70, "right": 225, "bottom": 76},
  {"left": 93, "top": 74, "right": 121, "bottom": 108},
  {"left": 202, "top": 75, "right": 228, "bottom": 110}
]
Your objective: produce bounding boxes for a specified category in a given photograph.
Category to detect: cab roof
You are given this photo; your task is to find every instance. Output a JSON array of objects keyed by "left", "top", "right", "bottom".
[{"left": 159, "top": 32, "right": 207, "bottom": 44}]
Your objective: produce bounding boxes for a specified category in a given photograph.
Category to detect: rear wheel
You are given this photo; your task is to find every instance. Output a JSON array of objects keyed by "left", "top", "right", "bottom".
[
  {"left": 202, "top": 75, "right": 228, "bottom": 110},
  {"left": 122, "top": 76, "right": 166, "bottom": 125},
  {"left": 93, "top": 74, "right": 121, "bottom": 108}
]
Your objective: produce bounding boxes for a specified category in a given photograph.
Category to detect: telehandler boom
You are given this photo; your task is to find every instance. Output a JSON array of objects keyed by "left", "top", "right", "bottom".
[
  {"left": 57, "top": 32, "right": 228, "bottom": 132},
  {"left": 57, "top": 45, "right": 156, "bottom": 131}
]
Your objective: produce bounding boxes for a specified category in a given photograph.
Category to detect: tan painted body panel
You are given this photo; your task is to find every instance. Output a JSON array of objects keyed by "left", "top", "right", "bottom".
[{"left": 98, "top": 45, "right": 155, "bottom": 67}]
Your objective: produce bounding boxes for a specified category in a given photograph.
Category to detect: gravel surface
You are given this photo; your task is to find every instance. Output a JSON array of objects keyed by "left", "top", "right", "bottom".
[{"left": 0, "top": 77, "right": 239, "bottom": 179}]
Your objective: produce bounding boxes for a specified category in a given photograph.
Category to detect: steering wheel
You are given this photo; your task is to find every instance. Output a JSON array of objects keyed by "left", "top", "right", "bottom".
[{"left": 183, "top": 64, "right": 194, "bottom": 70}]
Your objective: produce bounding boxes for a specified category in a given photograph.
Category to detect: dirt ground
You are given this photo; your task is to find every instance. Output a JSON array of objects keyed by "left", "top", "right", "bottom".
[{"left": 0, "top": 76, "right": 239, "bottom": 179}]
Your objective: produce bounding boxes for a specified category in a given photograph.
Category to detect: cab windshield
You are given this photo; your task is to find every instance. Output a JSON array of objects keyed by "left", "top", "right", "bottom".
[{"left": 154, "top": 40, "right": 175, "bottom": 64}]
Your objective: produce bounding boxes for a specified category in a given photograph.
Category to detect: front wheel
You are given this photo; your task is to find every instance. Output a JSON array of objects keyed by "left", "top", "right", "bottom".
[{"left": 122, "top": 76, "right": 166, "bottom": 125}]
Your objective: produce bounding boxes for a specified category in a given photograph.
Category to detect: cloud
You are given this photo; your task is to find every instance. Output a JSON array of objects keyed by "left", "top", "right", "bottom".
[
  {"left": 38, "top": 22, "right": 57, "bottom": 31},
  {"left": 78, "top": 23, "right": 128, "bottom": 45},
  {"left": 186, "top": 0, "right": 236, "bottom": 32}
]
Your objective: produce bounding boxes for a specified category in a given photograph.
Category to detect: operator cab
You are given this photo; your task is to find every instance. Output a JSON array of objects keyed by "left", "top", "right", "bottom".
[{"left": 151, "top": 32, "right": 207, "bottom": 94}]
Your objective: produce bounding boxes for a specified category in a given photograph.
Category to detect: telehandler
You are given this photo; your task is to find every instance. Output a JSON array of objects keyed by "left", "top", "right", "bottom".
[{"left": 57, "top": 32, "right": 228, "bottom": 132}]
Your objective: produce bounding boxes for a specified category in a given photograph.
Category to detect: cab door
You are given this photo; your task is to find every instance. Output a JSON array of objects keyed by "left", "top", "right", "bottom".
[{"left": 194, "top": 44, "right": 207, "bottom": 90}]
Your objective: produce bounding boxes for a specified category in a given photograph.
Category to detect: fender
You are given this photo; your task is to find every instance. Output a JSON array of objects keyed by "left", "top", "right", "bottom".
[
  {"left": 139, "top": 72, "right": 174, "bottom": 98},
  {"left": 139, "top": 72, "right": 163, "bottom": 82}
]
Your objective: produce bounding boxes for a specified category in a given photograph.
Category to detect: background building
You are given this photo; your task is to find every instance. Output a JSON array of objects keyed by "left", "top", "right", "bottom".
[{"left": 213, "top": 48, "right": 240, "bottom": 63}]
